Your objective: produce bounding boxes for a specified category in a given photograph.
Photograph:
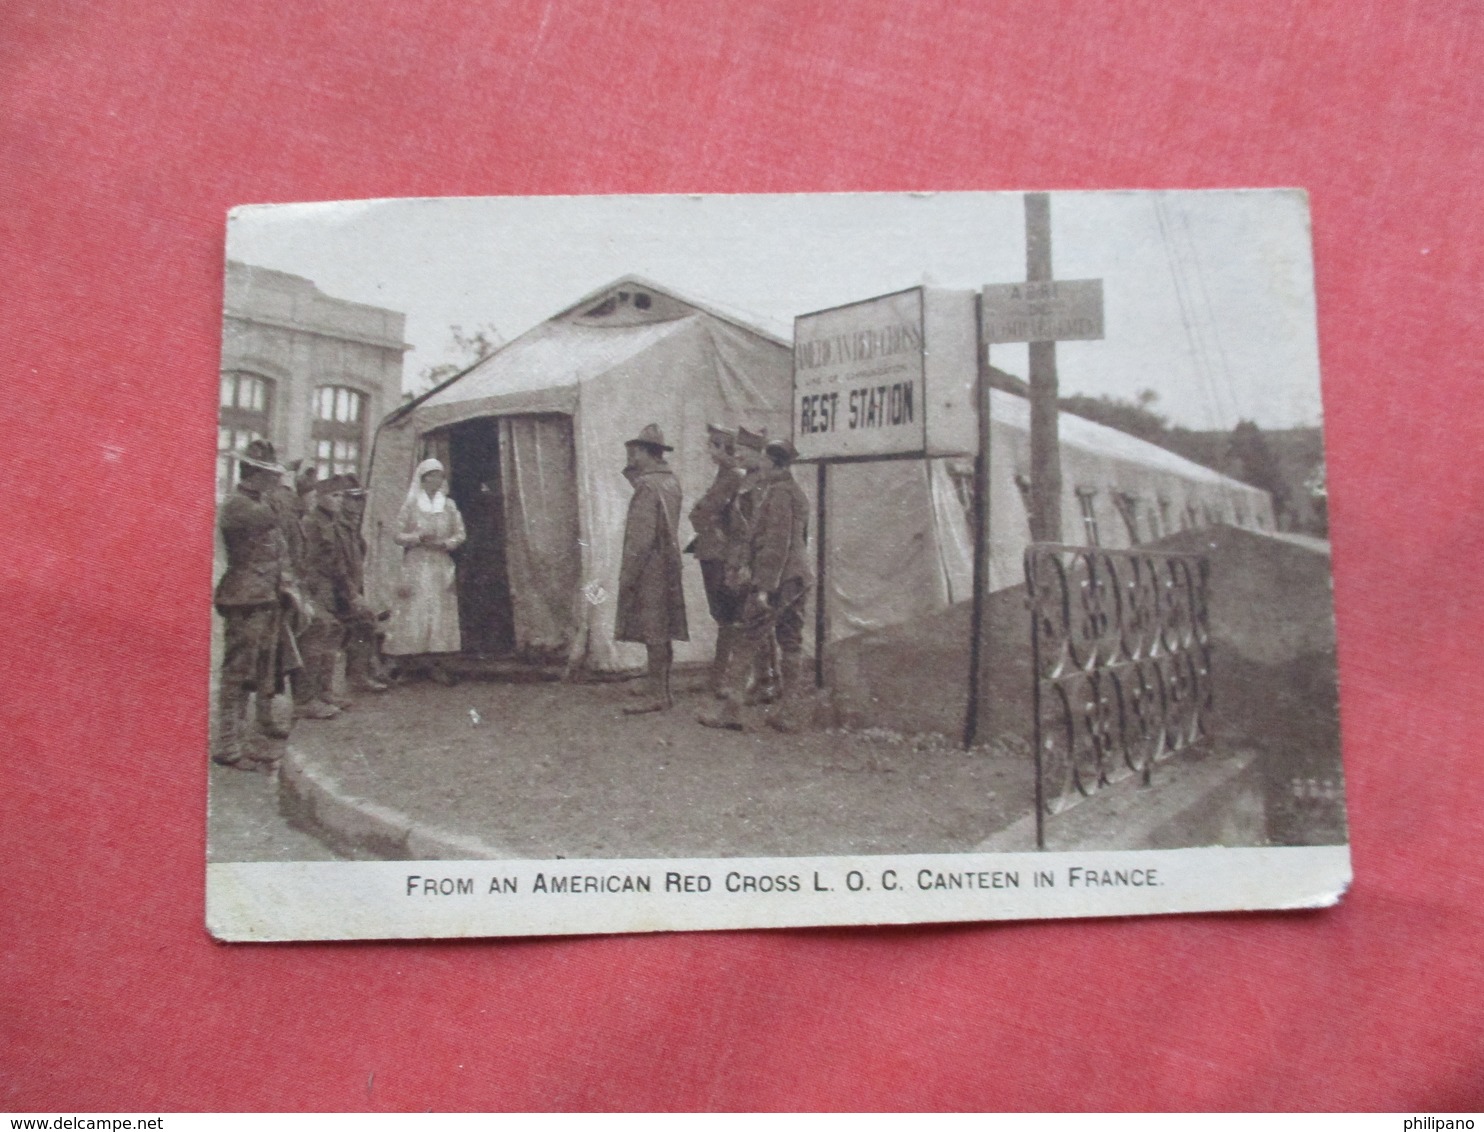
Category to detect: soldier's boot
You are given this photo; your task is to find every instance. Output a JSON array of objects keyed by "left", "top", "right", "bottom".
[
  {"left": 346, "top": 634, "right": 389, "bottom": 692},
  {"left": 624, "top": 644, "right": 673, "bottom": 715},
  {"left": 293, "top": 642, "right": 342, "bottom": 719},
  {"left": 289, "top": 667, "right": 315, "bottom": 711},
  {"left": 212, "top": 683, "right": 250, "bottom": 767},
  {"left": 710, "top": 625, "right": 737, "bottom": 698},
  {"left": 766, "top": 652, "right": 809, "bottom": 734},
  {"left": 699, "top": 638, "right": 752, "bottom": 731},
  {"left": 746, "top": 636, "right": 780, "bottom": 705},
  {"left": 698, "top": 689, "right": 745, "bottom": 731},
  {"left": 324, "top": 650, "right": 355, "bottom": 710},
  {"left": 255, "top": 688, "right": 291, "bottom": 740},
  {"left": 369, "top": 644, "right": 393, "bottom": 685}
]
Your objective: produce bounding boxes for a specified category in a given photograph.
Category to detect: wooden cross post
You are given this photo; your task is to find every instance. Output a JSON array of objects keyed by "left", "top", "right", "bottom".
[
  {"left": 1025, "top": 192, "right": 1062, "bottom": 544},
  {"left": 968, "top": 196, "right": 1105, "bottom": 752}
]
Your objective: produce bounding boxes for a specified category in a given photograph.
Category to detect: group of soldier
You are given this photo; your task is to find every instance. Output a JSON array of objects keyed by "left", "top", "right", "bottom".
[
  {"left": 211, "top": 439, "right": 388, "bottom": 772},
  {"left": 214, "top": 419, "right": 814, "bottom": 772},
  {"left": 615, "top": 421, "right": 813, "bottom": 733}
]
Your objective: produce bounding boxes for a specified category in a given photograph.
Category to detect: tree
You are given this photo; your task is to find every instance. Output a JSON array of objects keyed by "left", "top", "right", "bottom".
[
  {"left": 406, "top": 323, "right": 503, "bottom": 400},
  {"left": 1225, "top": 419, "right": 1289, "bottom": 517},
  {"left": 1059, "top": 389, "right": 1170, "bottom": 445}
]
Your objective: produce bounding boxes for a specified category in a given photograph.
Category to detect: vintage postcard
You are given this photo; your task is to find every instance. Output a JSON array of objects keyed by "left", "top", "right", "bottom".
[{"left": 205, "top": 190, "right": 1349, "bottom": 940}]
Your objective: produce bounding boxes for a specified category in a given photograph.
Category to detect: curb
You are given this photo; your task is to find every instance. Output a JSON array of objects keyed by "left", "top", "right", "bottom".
[
  {"left": 279, "top": 742, "right": 515, "bottom": 861},
  {"left": 973, "top": 749, "right": 1261, "bottom": 853}
]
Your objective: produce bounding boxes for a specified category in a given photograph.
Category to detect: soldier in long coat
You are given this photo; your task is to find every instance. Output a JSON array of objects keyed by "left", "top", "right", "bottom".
[
  {"left": 616, "top": 423, "right": 688, "bottom": 714},
  {"left": 686, "top": 423, "right": 743, "bottom": 693},
  {"left": 701, "top": 436, "right": 813, "bottom": 732},
  {"left": 213, "top": 440, "right": 304, "bottom": 770}
]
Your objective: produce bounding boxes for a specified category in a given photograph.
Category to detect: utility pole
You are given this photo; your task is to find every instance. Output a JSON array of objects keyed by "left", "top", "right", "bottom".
[
  {"left": 963, "top": 292, "right": 993, "bottom": 749},
  {"left": 975, "top": 199, "right": 1104, "bottom": 756},
  {"left": 1025, "top": 193, "right": 1062, "bottom": 543}
]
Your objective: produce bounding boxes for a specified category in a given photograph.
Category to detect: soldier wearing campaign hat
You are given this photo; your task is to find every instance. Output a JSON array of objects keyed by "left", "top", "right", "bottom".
[
  {"left": 617, "top": 424, "right": 689, "bottom": 713},
  {"left": 687, "top": 423, "right": 745, "bottom": 693},
  {"left": 212, "top": 440, "right": 306, "bottom": 770}
]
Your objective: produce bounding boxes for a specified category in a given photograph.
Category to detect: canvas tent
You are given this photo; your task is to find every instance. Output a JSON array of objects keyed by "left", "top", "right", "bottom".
[
  {"left": 365, "top": 277, "right": 1274, "bottom": 673},
  {"left": 816, "top": 390, "right": 1274, "bottom": 642},
  {"left": 365, "top": 278, "right": 795, "bottom": 673}
]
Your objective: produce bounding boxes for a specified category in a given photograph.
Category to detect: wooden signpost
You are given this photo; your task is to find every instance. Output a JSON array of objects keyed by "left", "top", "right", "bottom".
[{"left": 963, "top": 193, "right": 1105, "bottom": 748}]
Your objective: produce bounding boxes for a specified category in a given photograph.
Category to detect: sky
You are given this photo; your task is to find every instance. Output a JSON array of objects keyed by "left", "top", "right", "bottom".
[{"left": 226, "top": 189, "right": 1325, "bottom": 431}]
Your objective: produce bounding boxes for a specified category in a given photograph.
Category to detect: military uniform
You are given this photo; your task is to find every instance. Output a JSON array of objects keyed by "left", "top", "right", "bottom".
[
  {"left": 745, "top": 465, "right": 813, "bottom": 655},
  {"left": 338, "top": 482, "right": 388, "bottom": 691},
  {"left": 616, "top": 464, "right": 689, "bottom": 645},
  {"left": 270, "top": 483, "right": 307, "bottom": 574},
  {"left": 616, "top": 425, "right": 688, "bottom": 714},
  {"left": 701, "top": 442, "right": 812, "bottom": 732},
  {"left": 689, "top": 463, "right": 744, "bottom": 625},
  {"left": 297, "top": 498, "right": 361, "bottom": 711},
  {"left": 261, "top": 480, "right": 309, "bottom": 725},
  {"left": 214, "top": 478, "right": 300, "bottom": 767}
]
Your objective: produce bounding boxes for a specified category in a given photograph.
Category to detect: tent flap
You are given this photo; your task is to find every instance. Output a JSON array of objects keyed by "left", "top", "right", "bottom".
[{"left": 499, "top": 415, "right": 582, "bottom": 658}]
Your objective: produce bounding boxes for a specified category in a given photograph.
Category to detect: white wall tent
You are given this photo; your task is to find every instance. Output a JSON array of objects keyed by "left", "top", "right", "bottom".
[
  {"left": 815, "top": 392, "right": 1274, "bottom": 641},
  {"left": 366, "top": 278, "right": 1274, "bottom": 672},
  {"left": 365, "top": 278, "right": 795, "bottom": 673}
]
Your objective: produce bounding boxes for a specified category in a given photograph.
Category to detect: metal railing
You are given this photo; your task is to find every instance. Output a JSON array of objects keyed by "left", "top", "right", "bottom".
[{"left": 1025, "top": 544, "right": 1213, "bottom": 848}]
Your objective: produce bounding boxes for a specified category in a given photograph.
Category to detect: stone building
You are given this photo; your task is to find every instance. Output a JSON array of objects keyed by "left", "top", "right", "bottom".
[{"left": 218, "top": 261, "right": 409, "bottom": 497}]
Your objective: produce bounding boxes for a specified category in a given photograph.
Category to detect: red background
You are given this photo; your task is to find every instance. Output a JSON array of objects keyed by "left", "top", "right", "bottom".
[{"left": 3, "top": 0, "right": 1481, "bottom": 1112}]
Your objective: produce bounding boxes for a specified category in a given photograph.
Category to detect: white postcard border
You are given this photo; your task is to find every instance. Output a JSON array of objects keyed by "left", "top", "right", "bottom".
[{"left": 207, "top": 845, "right": 1351, "bottom": 941}]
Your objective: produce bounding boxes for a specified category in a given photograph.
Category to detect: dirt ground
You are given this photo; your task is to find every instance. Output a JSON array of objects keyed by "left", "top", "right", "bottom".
[
  {"left": 208, "top": 525, "right": 1345, "bottom": 860},
  {"left": 284, "top": 675, "right": 1028, "bottom": 859}
]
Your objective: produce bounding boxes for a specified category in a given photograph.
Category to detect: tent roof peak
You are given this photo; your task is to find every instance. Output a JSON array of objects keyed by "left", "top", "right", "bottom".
[{"left": 551, "top": 275, "right": 792, "bottom": 346}]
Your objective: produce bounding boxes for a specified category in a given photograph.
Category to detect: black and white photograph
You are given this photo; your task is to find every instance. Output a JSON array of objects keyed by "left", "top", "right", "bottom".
[{"left": 205, "top": 190, "right": 1349, "bottom": 940}]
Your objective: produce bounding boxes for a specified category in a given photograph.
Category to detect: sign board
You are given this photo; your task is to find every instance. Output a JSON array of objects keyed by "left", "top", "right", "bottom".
[
  {"left": 793, "top": 287, "right": 978, "bottom": 460},
  {"left": 981, "top": 278, "right": 1104, "bottom": 343}
]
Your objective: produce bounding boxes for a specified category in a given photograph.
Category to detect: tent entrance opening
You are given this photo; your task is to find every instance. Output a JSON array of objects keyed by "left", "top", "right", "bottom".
[
  {"left": 445, "top": 413, "right": 582, "bottom": 665},
  {"left": 449, "top": 418, "right": 515, "bottom": 657}
]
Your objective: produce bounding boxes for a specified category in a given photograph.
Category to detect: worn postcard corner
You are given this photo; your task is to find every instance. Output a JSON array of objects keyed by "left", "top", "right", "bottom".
[{"left": 206, "top": 189, "right": 1348, "bottom": 941}]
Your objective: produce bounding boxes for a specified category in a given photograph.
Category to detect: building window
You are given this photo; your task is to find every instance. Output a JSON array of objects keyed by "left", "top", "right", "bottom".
[
  {"left": 1156, "top": 497, "right": 1171, "bottom": 537},
  {"left": 1075, "top": 488, "right": 1101, "bottom": 547},
  {"left": 218, "top": 426, "right": 265, "bottom": 498},
  {"left": 312, "top": 385, "right": 368, "bottom": 479},
  {"left": 218, "top": 371, "right": 274, "bottom": 497}
]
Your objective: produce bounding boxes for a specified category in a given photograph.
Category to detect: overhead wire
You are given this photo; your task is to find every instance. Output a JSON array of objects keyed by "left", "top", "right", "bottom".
[
  {"left": 1179, "top": 206, "right": 1241, "bottom": 425},
  {"left": 1154, "top": 195, "right": 1224, "bottom": 430}
]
